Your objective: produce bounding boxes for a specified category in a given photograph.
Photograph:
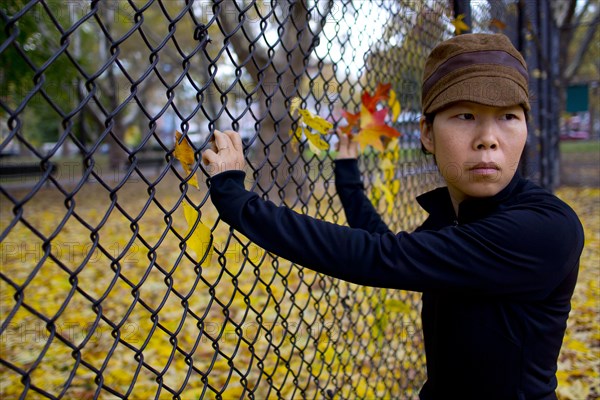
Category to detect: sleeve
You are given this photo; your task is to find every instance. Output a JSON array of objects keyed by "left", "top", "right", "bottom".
[
  {"left": 209, "top": 170, "right": 584, "bottom": 301},
  {"left": 333, "top": 159, "right": 391, "bottom": 234}
]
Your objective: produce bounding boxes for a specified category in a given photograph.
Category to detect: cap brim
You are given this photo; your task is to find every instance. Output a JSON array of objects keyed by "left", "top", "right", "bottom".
[{"left": 426, "top": 75, "right": 530, "bottom": 114}]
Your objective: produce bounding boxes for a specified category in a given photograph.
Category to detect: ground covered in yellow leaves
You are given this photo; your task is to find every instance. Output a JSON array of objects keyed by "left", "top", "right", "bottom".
[
  {"left": 555, "top": 187, "right": 600, "bottom": 400},
  {"left": 0, "top": 172, "right": 426, "bottom": 399},
  {"left": 1, "top": 177, "right": 598, "bottom": 399}
]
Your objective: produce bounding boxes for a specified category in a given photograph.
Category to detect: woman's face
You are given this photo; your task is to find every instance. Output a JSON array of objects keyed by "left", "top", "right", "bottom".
[{"left": 420, "top": 101, "right": 527, "bottom": 208}]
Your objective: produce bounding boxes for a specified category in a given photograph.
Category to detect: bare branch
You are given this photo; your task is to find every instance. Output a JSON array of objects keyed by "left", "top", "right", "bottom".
[
  {"left": 563, "top": 0, "right": 578, "bottom": 29},
  {"left": 574, "top": 0, "right": 592, "bottom": 29},
  {"left": 565, "top": 9, "right": 600, "bottom": 80},
  {"left": 279, "top": 0, "right": 334, "bottom": 71},
  {"left": 216, "top": 0, "right": 268, "bottom": 83}
]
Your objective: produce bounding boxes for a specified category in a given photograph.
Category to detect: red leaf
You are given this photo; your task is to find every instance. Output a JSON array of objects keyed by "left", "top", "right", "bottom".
[
  {"left": 339, "top": 125, "right": 354, "bottom": 137},
  {"left": 341, "top": 110, "right": 360, "bottom": 126},
  {"left": 376, "top": 124, "right": 402, "bottom": 139},
  {"left": 362, "top": 83, "right": 391, "bottom": 112}
]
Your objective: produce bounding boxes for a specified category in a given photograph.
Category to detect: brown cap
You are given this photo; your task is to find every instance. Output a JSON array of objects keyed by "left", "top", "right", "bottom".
[{"left": 421, "top": 33, "right": 530, "bottom": 114}]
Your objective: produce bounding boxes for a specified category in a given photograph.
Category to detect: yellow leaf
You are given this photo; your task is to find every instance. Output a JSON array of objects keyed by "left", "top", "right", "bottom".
[
  {"left": 556, "top": 370, "right": 570, "bottom": 385},
  {"left": 385, "top": 299, "right": 411, "bottom": 313},
  {"left": 384, "top": 138, "right": 401, "bottom": 163},
  {"left": 305, "top": 130, "right": 329, "bottom": 151},
  {"left": 380, "top": 157, "right": 394, "bottom": 172},
  {"left": 173, "top": 131, "right": 199, "bottom": 189},
  {"left": 567, "top": 340, "right": 589, "bottom": 353},
  {"left": 307, "top": 139, "right": 324, "bottom": 156},
  {"left": 174, "top": 131, "right": 194, "bottom": 164},
  {"left": 374, "top": 177, "right": 395, "bottom": 214},
  {"left": 532, "top": 69, "right": 544, "bottom": 79},
  {"left": 382, "top": 186, "right": 395, "bottom": 215},
  {"left": 451, "top": 14, "right": 470, "bottom": 35},
  {"left": 353, "top": 128, "right": 384, "bottom": 152},
  {"left": 391, "top": 180, "right": 401, "bottom": 195},
  {"left": 370, "top": 186, "right": 382, "bottom": 207},
  {"left": 298, "top": 109, "right": 333, "bottom": 134},
  {"left": 360, "top": 104, "right": 375, "bottom": 128},
  {"left": 290, "top": 97, "right": 302, "bottom": 116},
  {"left": 183, "top": 203, "right": 213, "bottom": 264},
  {"left": 289, "top": 127, "right": 303, "bottom": 153},
  {"left": 388, "top": 89, "right": 401, "bottom": 121},
  {"left": 355, "top": 377, "right": 371, "bottom": 398}
]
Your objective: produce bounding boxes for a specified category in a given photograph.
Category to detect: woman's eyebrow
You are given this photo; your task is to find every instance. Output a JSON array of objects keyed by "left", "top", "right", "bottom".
[{"left": 496, "top": 104, "right": 523, "bottom": 111}]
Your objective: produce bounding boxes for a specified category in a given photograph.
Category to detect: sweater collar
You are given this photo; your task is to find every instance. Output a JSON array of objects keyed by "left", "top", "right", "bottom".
[{"left": 417, "top": 172, "right": 523, "bottom": 223}]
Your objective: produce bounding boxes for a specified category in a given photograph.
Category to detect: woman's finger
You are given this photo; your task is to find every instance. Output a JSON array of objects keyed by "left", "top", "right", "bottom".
[
  {"left": 208, "top": 136, "right": 218, "bottom": 153},
  {"left": 338, "top": 132, "right": 348, "bottom": 147},
  {"left": 213, "top": 130, "right": 232, "bottom": 153},
  {"left": 202, "top": 149, "right": 218, "bottom": 166},
  {"left": 223, "top": 130, "right": 243, "bottom": 153}
]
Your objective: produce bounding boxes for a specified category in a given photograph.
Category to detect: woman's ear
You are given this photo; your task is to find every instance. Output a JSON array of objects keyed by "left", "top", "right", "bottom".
[{"left": 420, "top": 116, "right": 435, "bottom": 154}]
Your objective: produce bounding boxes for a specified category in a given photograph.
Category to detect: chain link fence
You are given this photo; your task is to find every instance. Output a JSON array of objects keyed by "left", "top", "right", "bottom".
[{"left": 1, "top": 1, "right": 558, "bottom": 398}]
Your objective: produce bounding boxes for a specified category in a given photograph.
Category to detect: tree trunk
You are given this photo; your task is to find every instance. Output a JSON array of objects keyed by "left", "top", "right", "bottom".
[
  {"left": 556, "top": 0, "right": 576, "bottom": 115},
  {"left": 251, "top": 70, "right": 297, "bottom": 203},
  {"left": 217, "top": 0, "right": 332, "bottom": 203},
  {"left": 100, "top": 3, "right": 127, "bottom": 172}
]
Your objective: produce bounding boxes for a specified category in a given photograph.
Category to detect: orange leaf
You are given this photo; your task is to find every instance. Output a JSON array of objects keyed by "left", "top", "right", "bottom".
[
  {"left": 339, "top": 125, "right": 354, "bottom": 137},
  {"left": 374, "top": 83, "right": 391, "bottom": 99},
  {"left": 173, "top": 131, "right": 199, "bottom": 189},
  {"left": 341, "top": 110, "right": 360, "bottom": 126},
  {"left": 377, "top": 124, "right": 402, "bottom": 139},
  {"left": 339, "top": 110, "right": 360, "bottom": 137},
  {"left": 361, "top": 83, "right": 391, "bottom": 112},
  {"left": 489, "top": 18, "right": 506, "bottom": 31},
  {"left": 360, "top": 106, "right": 401, "bottom": 139}
]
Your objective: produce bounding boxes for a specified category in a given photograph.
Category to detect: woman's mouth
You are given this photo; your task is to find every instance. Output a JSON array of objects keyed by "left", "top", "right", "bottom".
[{"left": 469, "top": 162, "right": 500, "bottom": 176}]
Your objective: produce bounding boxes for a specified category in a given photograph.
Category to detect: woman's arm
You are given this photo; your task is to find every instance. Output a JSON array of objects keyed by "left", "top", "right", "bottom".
[
  {"left": 209, "top": 169, "right": 583, "bottom": 300},
  {"left": 334, "top": 132, "right": 391, "bottom": 234},
  {"left": 334, "top": 159, "right": 391, "bottom": 234},
  {"left": 203, "top": 131, "right": 584, "bottom": 299}
]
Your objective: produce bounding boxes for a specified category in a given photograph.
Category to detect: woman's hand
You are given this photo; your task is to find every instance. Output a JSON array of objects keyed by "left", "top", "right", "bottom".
[
  {"left": 335, "top": 131, "right": 359, "bottom": 160},
  {"left": 201, "top": 130, "right": 246, "bottom": 177}
]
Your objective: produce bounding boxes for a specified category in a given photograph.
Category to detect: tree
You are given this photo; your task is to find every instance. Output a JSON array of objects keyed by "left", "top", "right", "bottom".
[
  {"left": 216, "top": 0, "right": 335, "bottom": 202},
  {"left": 369, "top": 1, "right": 447, "bottom": 112},
  {"left": 554, "top": 0, "right": 600, "bottom": 113},
  {"left": 1, "top": 0, "right": 87, "bottom": 153}
]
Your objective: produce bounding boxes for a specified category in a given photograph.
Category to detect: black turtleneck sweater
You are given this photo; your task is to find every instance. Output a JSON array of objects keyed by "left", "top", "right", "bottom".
[{"left": 209, "top": 159, "right": 584, "bottom": 400}]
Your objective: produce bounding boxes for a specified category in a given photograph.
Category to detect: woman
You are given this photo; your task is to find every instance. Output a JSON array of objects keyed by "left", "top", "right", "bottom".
[{"left": 201, "top": 33, "right": 584, "bottom": 399}]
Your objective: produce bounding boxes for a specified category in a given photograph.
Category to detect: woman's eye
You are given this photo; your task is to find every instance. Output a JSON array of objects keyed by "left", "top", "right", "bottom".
[{"left": 457, "top": 113, "right": 475, "bottom": 120}]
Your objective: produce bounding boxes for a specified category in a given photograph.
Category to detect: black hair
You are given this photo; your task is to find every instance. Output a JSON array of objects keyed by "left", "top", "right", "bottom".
[{"left": 420, "top": 112, "right": 436, "bottom": 155}]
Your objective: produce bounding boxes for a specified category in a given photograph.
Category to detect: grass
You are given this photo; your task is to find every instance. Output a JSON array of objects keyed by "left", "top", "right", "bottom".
[{"left": 560, "top": 140, "right": 600, "bottom": 154}]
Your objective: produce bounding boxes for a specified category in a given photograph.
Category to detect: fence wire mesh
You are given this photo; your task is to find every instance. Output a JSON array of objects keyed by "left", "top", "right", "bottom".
[{"left": 1, "top": 1, "right": 556, "bottom": 399}]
